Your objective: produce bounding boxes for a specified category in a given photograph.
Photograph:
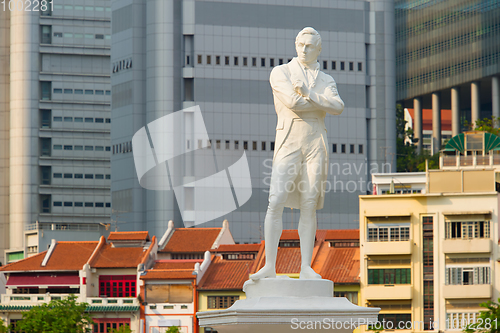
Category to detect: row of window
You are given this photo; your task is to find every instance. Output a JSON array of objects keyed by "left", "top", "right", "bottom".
[
  {"left": 53, "top": 173, "right": 111, "bottom": 180},
  {"left": 113, "top": 142, "right": 132, "bottom": 155},
  {"left": 193, "top": 54, "right": 363, "bottom": 72},
  {"left": 50, "top": 4, "right": 111, "bottom": 12},
  {"left": 113, "top": 58, "right": 133, "bottom": 73},
  {"left": 445, "top": 267, "right": 490, "bottom": 285},
  {"left": 445, "top": 221, "right": 490, "bottom": 240},
  {"left": 367, "top": 225, "right": 410, "bottom": 242},
  {"left": 53, "top": 116, "right": 111, "bottom": 123},
  {"left": 41, "top": 26, "right": 110, "bottom": 44},
  {"left": 53, "top": 201, "right": 111, "bottom": 208},
  {"left": 367, "top": 268, "right": 411, "bottom": 285},
  {"left": 53, "top": 88, "right": 111, "bottom": 96},
  {"left": 207, "top": 296, "right": 239, "bottom": 309},
  {"left": 53, "top": 144, "right": 110, "bottom": 152}
]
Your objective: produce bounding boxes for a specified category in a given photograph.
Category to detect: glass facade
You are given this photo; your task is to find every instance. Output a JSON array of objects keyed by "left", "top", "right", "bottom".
[{"left": 396, "top": 0, "right": 500, "bottom": 100}]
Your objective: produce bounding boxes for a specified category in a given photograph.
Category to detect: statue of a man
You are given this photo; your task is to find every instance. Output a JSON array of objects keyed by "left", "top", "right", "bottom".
[{"left": 251, "top": 27, "right": 344, "bottom": 280}]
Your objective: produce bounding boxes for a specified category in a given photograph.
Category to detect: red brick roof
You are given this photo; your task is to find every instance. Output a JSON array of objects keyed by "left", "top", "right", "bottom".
[
  {"left": 108, "top": 231, "right": 150, "bottom": 241},
  {"left": 91, "top": 244, "right": 147, "bottom": 268},
  {"left": 214, "top": 244, "right": 261, "bottom": 252},
  {"left": 407, "top": 108, "right": 452, "bottom": 132},
  {"left": 320, "top": 247, "right": 360, "bottom": 283},
  {"left": 280, "top": 230, "right": 299, "bottom": 240},
  {"left": 198, "top": 256, "right": 253, "bottom": 290},
  {"left": 0, "top": 242, "right": 98, "bottom": 272},
  {"left": 160, "top": 228, "right": 222, "bottom": 253},
  {"left": 324, "top": 229, "right": 359, "bottom": 241}
]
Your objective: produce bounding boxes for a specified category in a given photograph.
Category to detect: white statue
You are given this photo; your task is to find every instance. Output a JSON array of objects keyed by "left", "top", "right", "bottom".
[{"left": 251, "top": 27, "right": 344, "bottom": 280}]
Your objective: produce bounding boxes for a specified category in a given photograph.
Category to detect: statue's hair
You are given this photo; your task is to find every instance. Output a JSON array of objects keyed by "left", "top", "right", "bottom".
[{"left": 295, "top": 27, "right": 322, "bottom": 49}]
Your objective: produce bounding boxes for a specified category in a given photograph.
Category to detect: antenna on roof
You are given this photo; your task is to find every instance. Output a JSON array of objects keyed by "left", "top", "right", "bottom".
[{"left": 110, "top": 209, "right": 128, "bottom": 232}]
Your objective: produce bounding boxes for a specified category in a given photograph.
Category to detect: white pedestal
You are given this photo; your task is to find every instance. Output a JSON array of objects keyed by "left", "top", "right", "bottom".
[{"left": 197, "top": 277, "right": 380, "bottom": 333}]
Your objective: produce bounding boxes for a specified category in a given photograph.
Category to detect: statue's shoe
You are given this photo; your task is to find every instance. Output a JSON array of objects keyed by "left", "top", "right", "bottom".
[
  {"left": 299, "top": 266, "right": 322, "bottom": 279},
  {"left": 249, "top": 265, "right": 276, "bottom": 280}
]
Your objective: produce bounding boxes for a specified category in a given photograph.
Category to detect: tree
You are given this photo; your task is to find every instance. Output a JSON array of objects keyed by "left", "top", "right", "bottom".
[
  {"left": 465, "top": 117, "right": 500, "bottom": 136},
  {"left": 463, "top": 298, "right": 500, "bottom": 333},
  {"left": 110, "top": 324, "right": 133, "bottom": 333},
  {"left": 16, "top": 295, "right": 93, "bottom": 333},
  {"left": 0, "top": 319, "right": 9, "bottom": 333},
  {"left": 166, "top": 327, "right": 179, "bottom": 333}
]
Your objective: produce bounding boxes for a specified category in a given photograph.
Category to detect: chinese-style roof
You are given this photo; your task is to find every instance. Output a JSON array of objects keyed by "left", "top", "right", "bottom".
[
  {"left": 276, "top": 247, "right": 302, "bottom": 274},
  {"left": 198, "top": 256, "right": 253, "bottom": 290},
  {"left": 320, "top": 247, "right": 360, "bottom": 283},
  {"left": 91, "top": 244, "right": 147, "bottom": 268},
  {"left": 324, "top": 229, "right": 359, "bottom": 241},
  {"left": 214, "top": 244, "right": 261, "bottom": 252},
  {"left": 407, "top": 108, "right": 452, "bottom": 132},
  {"left": 108, "top": 231, "right": 150, "bottom": 241},
  {"left": 280, "top": 230, "right": 299, "bottom": 240},
  {"left": 0, "top": 305, "right": 139, "bottom": 313},
  {"left": 152, "top": 260, "right": 202, "bottom": 270},
  {"left": 140, "top": 270, "right": 196, "bottom": 280},
  {"left": 160, "top": 228, "right": 222, "bottom": 253},
  {"left": 0, "top": 242, "right": 98, "bottom": 272}
]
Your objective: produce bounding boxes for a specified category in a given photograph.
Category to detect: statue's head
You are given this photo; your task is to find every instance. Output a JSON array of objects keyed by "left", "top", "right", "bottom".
[{"left": 295, "top": 27, "right": 322, "bottom": 65}]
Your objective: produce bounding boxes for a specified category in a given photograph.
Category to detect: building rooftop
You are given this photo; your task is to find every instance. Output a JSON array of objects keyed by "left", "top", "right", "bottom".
[
  {"left": 91, "top": 244, "right": 148, "bottom": 268},
  {"left": 160, "top": 228, "right": 222, "bottom": 253},
  {"left": 108, "top": 231, "right": 150, "bottom": 241},
  {"left": 198, "top": 256, "right": 254, "bottom": 290}
]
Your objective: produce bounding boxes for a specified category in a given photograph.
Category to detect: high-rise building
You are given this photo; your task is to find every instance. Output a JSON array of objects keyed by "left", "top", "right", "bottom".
[
  {"left": 0, "top": 3, "right": 112, "bottom": 264},
  {"left": 396, "top": 0, "right": 500, "bottom": 154},
  {"left": 110, "top": 0, "right": 397, "bottom": 243}
]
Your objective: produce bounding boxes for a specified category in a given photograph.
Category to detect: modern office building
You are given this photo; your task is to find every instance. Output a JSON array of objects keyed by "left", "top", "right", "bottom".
[
  {"left": 0, "top": 3, "right": 112, "bottom": 264},
  {"left": 396, "top": 0, "right": 500, "bottom": 154},
  {"left": 110, "top": 0, "right": 397, "bottom": 242},
  {"left": 359, "top": 131, "right": 500, "bottom": 332}
]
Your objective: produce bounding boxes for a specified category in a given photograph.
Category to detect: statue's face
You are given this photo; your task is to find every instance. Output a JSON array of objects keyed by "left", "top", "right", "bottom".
[{"left": 295, "top": 34, "right": 321, "bottom": 65}]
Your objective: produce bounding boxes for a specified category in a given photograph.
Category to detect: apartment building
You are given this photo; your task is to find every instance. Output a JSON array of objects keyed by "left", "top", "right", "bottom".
[
  {"left": 0, "top": 2, "right": 112, "bottom": 265},
  {"left": 360, "top": 131, "right": 500, "bottom": 332}
]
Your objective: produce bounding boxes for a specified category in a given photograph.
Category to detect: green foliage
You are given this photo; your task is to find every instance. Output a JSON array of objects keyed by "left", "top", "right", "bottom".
[
  {"left": 465, "top": 117, "right": 500, "bottom": 136},
  {"left": 16, "top": 295, "right": 93, "bottom": 333},
  {"left": 463, "top": 298, "right": 500, "bottom": 333},
  {"left": 109, "top": 324, "right": 133, "bottom": 333},
  {"left": 166, "top": 327, "right": 179, "bottom": 333},
  {"left": 395, "top": 103, "right": 439, "bottom": 172},
  {"left": 0, "top": 319, "right": 10, "bottom": 333}
]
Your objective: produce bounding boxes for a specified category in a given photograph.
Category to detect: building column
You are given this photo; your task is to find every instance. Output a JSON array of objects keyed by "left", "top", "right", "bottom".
[
  {"left": 471, "top": 81, "right": 480, "bottom": 127},
  {"left": 432, "top": 92, "right": 441, "bottom": 155},
  {"left": 492, "top": 76, "right": 499, "bottom": 120},
  {"left": 451, "top": 87, "right": 460, "bottom": 137},
  {"left": 414, "top": 97, "right": 423, "bottom": 154}
]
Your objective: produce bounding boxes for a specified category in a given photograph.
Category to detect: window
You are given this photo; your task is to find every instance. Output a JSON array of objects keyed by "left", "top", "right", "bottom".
[
  {"left": 75, "top": 174, "right": 83, "bottom": 179},
  {"left": 41, "top": 166, "right": 51, "bottom": 185},
  {"left": 40, "top": 109, "right": 51, "bottom": 128},
  {"left": 53, "top": 144, "right": 62, "bottom": 150},
  {"left": 358, "top": 62, "right": 363, "bottom": 71},
  {"left": 41, "top": 138, "right": 51, "bottom": 156},
  {"left": 95, "top": 146, "right": 104, "bottom": 151},
  {"left": 225, "top": 140, "right": 230, "bottom": 150},
  {"left": 243, "top": 57, "right": 247, "bottom": 66},
  {"left": 64, "top": 145, "right": 73, "bottom": 150},
  {"left": 85, "top": 90, "right": 93, "bottom": 95},
  {"left": 85, "top": 202, "right": 94, "bottom": 207},
  {"left": 252, "top": 141, "right": 257, "bottom": 151},
  {"left": 225, "top": 56, "right": 229, "bottom": 65},
  {"left": 197, "top": 55, "right": 202, "bottom": 64},
  {"left": 334, "top": 291, "right": 358, "bottom": 305},
  {"left": 75, "top": 117, "right": 83, "bottom": 122},
  {"left": 349, "top": 62, "right": 354, "bottom": 71},
  {"left": 341, "top": 144, "right": 346, "bottom": 153},
  {"left": 95, "top": 90, "right": 104, "bottom": 95},
  {"left": 95, "top": 34, "right": 104, "bottom": 39},
  {"left": 53, "top": 116, "right": 62, "bottom": 122},
  {"left": 359, "top": 144, "right": 363, "bottom": 154},
  {"left": 367, "top": 225, "right": 410, "bottom": 242},
  {"left": 234, "top": 140, "right": 239, "bottom": 150},
  {"left": 332, "top": 144, "right": 337, "bottom": 153},
  {"left": 206, "top": 55, "right": 211, "bottom": 64},
  {"left": 446, "top": 313, "right": 480, "bottom": 330},
  {"left": 41, "top": 195, "right": 51, "bottom": 213},
  {"left": 64, "top": 117, "right": 72, "bottom": 122},
  {"left": 340, "top": 61, "right": 345, "bottom": 70},
  {"left": 64, "top": 173, "right": 72, "bottom": 179},
  {"left": 75, "top": 145, "right": 83, "bottom": 151},
  {"left": 215, "top": 56, "right": 220, "bottom": 65},
  {"left": 207, "top": 296, "right": 239, "bottom": 309},
  {"left": 234, "top": 57, "right": 238, "bottom": 66},
  {"left": 99, "top": 275, "right": 136, "bottom": 297},
  {"left": 85, "top": 174, "right": 94, "bottom": 179},
  {"left": 75, "top": 89, "right": 83, "bottom": 94},
  {"left": 53, "top": 173, "right": 62, "bottom": 178},
  {"left": 41, "top": 25, "right": 52, "bottom": 44},
  {"left": 64, "top": 89, "right": 73, "bottom": 94},
  {"left": 368, "top": 268, "right": 411, "bottom": 284},
  {"left": 262, "top": 142, "right": 266, "bottom": 151},
  {"left": 53, "top": 201, "right": 62, "bottom": 207},
  {"left": 270, "top": 142, "right": 275, "bottom": 150},
  {"left": 96, "top": 174, "right": 104, "bottom": 180},
  {"left": 252, "top": 57, "right": 257, "bottom": 67},
  {"left": 374, "top": 314, "right": 412, "bottom": 329},
  {"left": 350, "top": 144, "right": 355, "bottom": 154},
  {"left": 270, "top": 58, "right": 274, "bottom": 67},
  {"left": 41, "top": 82, "right": 51, "bottom": 100},
  {"left": 323, "top": 60, "right": 327, "bottom": 69},
  {"left": 243, "top": 141, "right": 248, "bottom": 150},
  {"left": 446, "top": 267, "right": 490, "bottom": 285},
  {"left": 64, "top": 202, "right": 73, "bottom": 207},
  {"left": 54, "top": 88, "right": 62, "bottom": 94},
  {"left": 95, "top": 203, "right": 104, "bottom": 208},
  {"left": 261, "top": 58, "right": 266, "bottom": 67},
  {"left": 216, "top": 140, "right": 221, "bottom": 149},
  {"left": 85, "top": 146, "right": 93, "bottom": 151},
  {"left": 332, "top": 61, "right": 336, "bottom": 70},
  {"left": 93, "top": 319, "right": 131, "bottom": 333},
  {"left": 445, "top": 221, "right": 490, "bottom": 239}
]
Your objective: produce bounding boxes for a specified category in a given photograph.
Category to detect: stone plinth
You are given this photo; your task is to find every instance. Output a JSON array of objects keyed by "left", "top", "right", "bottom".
[{"left": 197, "top": 277, "right": 380, "bottom": 333}]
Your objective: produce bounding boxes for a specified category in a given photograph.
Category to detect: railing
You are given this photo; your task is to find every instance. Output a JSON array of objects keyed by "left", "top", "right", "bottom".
[
  {"left": 25, "top": 223, "right": 100, "bottom": 231},
  {"left": 87, "top": 297, "right": 139, "bottom": 306},
  {"left": 441, "top": 154, "right": 500, "bottom": 168},
  {"left": 1, "top": 294, "right": 78, "bottom": 304}
]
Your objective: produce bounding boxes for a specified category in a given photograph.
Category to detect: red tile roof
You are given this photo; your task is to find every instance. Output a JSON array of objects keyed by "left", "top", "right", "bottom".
[
  {"left": 254, "top": 247, "right": 302, "bottom": 274},
  {"left": 91, "top": 244, "right": 147, "bottom": 268},
  {"left": 160, "top": 228, "right": 222, "bottom": 253},
  {"left": 198, "top": 256, "right": 253, "bottom": 290},
  {"left": 407, "top": 108, "right": 452, "bottom": 132},
  {"left": 320, "top": 247, "right": 360, "bottom": 283},
  {"left": 214, "top": 244, "right": 261, "bottom": 252},
  {"left": 153, "top": 260, "right": 202, "bottom": 270},
  {"left": 141, "top": 270, "right": 196, "bottom": 280},
  {"left": 108, "top": 231, "right": 150, "bottom": 241},
  {"left": 324, "top": 229, "right": 359, "bottom": 241},
  {"left": 0, "top": 242, "right": 98, "bottom": 272},
  {"left": 280, "top": 230, "right": 299, "bottom": 240}
]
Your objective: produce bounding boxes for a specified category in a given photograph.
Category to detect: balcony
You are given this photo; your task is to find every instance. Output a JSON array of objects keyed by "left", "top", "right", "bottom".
[
  {"left": 442, "top": 239, "right": 491, "bottom": 253},
  {"left": 364, "top": 240, "right": 412, "bottom": 255},
  {"left": 87, "top": 297, "right": 139, "bottom": 307},
  {"left": 0, "top": 294, "right": 80, "bottom": 305},
  {"left": 363, "top": 285, "right": 412, "bottom": 300},
  {"left": 443, "top": 284, "right": 491, "bottom": 299}
]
